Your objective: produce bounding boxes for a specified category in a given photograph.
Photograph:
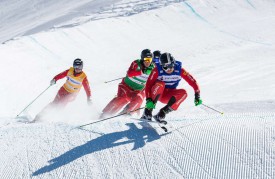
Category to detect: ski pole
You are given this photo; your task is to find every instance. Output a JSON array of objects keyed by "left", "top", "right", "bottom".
[
  {"left": 104, "top": 77, "right": 123, "bottom": 83},
  {"left": 16, "top": 84, "right": 52, "bottom": 117},
  {"left": 202, "top": 103, "right": 224, "bottom": 115},
  {"left": 77, "top": 107, "right": 145, "bottom": 128}
]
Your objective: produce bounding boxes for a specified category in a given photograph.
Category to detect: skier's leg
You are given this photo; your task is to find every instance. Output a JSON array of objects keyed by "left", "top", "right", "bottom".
[
  {"left": 168, "top": 89, "right": 187, "bottom": 110},
  {"left": 102, "top": 97, "right": 128, "bottom": 116},
  {"left": 154, "top": 89, "right": 187, "bottom": 122},
  {"left": 101, "top": 82, "right": 130, "bottom": 117},
  {"left": 52, "top": 87, "right": 75, "bottom": 107},
  {"left": 122, "top": 90, "right": 144, "bottom": 116},
  {"left": 150, "top": 81, "right": 165, "bottom": 103},
  {"left": 158, "top": 88, "right": 187, "bottom": 110},
  {"left": 141, "top": 81, "right": 165, "bottom": 120},
  {"left": 34, "top": 87, "right": 67, "bottom": 120}
]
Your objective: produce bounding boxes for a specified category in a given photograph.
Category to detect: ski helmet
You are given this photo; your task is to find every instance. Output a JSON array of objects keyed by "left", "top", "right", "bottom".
[
  {"left": 73, "top": 58, "right": 83, "bottom": 70},
  {"left": 160, "top": 53, "right": 175, "bottom": 70},
  {"left": 141, "top": 49, "right": 153, "bottom": 61},
  {"left": 153, "top": 50, "right": 161, "bottom": 59}
]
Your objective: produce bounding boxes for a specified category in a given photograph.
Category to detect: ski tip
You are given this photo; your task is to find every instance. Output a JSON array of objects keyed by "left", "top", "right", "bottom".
[{"left": 161, "top": 126, "right": 168, "bottom": 132}]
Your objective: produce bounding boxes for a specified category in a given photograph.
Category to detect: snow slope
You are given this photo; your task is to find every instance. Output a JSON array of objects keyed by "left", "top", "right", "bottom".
[
  {"left": 0, "top": 0, "right": 186, "bottom": 44},
  {"left": 0, "top": 0, "right": 275, "bottom": 178}
]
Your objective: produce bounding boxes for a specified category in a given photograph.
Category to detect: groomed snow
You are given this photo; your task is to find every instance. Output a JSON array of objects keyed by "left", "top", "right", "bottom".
[{"left": 0, "top": 0, "right": 275, "bottom": 178}]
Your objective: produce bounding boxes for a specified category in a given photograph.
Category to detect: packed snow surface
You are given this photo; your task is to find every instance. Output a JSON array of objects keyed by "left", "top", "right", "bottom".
[{"left": 0, "top": 0, "right": 275, "bottom": 178}]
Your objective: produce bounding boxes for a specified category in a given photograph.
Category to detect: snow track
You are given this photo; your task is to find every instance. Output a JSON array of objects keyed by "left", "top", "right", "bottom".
[
  {"left": 0, "top": 111, "right": 274, "bottom": 178},
  {"left": 1, "top": 0, "right": 275, "bottom": 178},
  {"left": 166, "top": 113, "right": 275, "bottom": 178}
]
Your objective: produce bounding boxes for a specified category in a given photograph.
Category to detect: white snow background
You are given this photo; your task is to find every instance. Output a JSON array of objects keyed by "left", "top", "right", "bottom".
[{"left": 0, "top": 0, "right": 275, "bottom": 178}]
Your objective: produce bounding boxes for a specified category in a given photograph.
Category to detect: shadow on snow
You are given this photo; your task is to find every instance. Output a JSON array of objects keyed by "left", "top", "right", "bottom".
[{"left": 33, "top": 122, "right": 168, "bottom": 176}]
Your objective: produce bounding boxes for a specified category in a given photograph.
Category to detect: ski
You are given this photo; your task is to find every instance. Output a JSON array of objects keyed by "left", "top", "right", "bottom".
[
  {"left": 15, "top": 115, "right": 36, "bottom": 124},
  {"left": 159, "top": 125, "right": 168, "bottom": 132},
  {"left": 131, "top": 117, "right": 168, "bottom": 132},
  {"left": 16, "top": 119, "right": 37, "bottom": 124}
]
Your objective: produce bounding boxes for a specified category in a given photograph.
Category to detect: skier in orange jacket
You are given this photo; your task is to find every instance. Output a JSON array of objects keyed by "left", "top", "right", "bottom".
[{"left": 34, "top": 58, "right": 92, "bottom": 120}]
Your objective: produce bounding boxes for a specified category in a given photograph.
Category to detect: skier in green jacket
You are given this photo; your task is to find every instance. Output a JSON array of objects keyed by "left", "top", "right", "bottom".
[{"left": 100, "top": 49, "right": 155, "bottom": 118}]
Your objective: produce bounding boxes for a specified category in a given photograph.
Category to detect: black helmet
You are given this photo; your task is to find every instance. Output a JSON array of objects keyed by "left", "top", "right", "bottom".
[
  {"left": 160, "top": 53, "right": 175, "bottom": 70},
  {"left": 73, "top": 58, "right": 83, "bottom": 70},
  {"left": 141, "top": 49, "right": 152, "bottom": 60},
  {"left": 153, "top": 50, "right": 161, "bottom": 59}
]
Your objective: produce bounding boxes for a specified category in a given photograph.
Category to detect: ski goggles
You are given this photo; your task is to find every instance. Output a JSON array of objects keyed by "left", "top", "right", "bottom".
[
  {"left": 162, "top": 63, "right": 174, "bottom": 70},
  {"left": 73, "top": 64, "right": 83, "bottom": 70},
  {"left": 144, "top": 57, "right": 152, "bottom": 63}
]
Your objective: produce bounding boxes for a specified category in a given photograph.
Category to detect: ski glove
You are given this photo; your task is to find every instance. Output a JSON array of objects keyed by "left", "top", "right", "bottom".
[
  {"left": 145, "top": 98, "right": 155, "bottom": 109},
  {"left": 50, "top": 79, "right": 56, "bottom": 86},
  {"left": 194, "top": 92, "right": 202, "bottom": 106},
  {"left": 87, "top": 97, "right": 92, "bottom": 106}
]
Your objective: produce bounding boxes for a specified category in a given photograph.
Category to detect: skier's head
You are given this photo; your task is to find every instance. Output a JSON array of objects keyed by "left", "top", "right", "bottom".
[
  {"left": 141, "top": 49, "right": 153, "bottom": 67},
  {"left": 73, "top": 58, "right": 83, "bottom": 73},
  {"left": 153, "top": 50, "right": 161, "bottom": 59},
  {"left": 160, "top": 53, "right": 175, "bottom": 74}
]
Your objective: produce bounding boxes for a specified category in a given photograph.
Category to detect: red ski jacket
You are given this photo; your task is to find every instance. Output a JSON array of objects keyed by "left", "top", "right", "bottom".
[{"left": 145, "top": 67, "right": 200, "bottom": 99}]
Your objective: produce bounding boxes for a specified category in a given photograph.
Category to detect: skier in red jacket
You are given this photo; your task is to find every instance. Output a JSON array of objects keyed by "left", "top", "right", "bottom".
[
  {"left": 35, "top": 58, "right": 92, "bottom": 120},
  {"left": 141, "top": 52, "right": 202, "bottom": 124},
  {"left": 100, "top": 49, "right": 155, "bottom": 118}
]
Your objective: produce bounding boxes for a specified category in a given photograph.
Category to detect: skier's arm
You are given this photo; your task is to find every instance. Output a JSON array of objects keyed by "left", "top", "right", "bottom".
[
  {"left": 145, "top": 68, "right": 159, "bottom": 99},
  {"left": 82, "top": 77, "right": 92, "bottom": 98},
  {"left": 181, "top": 68, "right": 200, "bottom": 93},
  {"left": 127, "top": 61, "right": 142, "bottom": 77},
  {"left": 53, "top": 69, "right": 69, "bottom": 81}
]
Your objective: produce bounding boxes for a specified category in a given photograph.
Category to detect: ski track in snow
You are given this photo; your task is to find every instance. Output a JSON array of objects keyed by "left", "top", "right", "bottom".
[
  {"left": 55, "top": 0, "right": 187, "bottom": 29},
  {"left": 0, "top": 108, "right": 274, "bottom": 178},
  {"left": 182, "top": 1, "right": 272, "bottom": 46},
  {"left": 1, "top": 100, "right": 275, "bottom": 178},
  {"left": 1, "top": 0, "right": 186, "bottom": 44}
]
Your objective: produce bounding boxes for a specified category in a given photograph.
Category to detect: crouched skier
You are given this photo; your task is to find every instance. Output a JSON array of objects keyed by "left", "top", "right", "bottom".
[
  {"left": 141, "top": 52, "right": 202, "bottom": 124},
  {"left": 100, "top": 49, "right": 155, "bottom": 118}
]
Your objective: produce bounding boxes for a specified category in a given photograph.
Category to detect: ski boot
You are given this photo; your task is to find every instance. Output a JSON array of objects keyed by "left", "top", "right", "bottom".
[
  {"left": 141, "top": 108, "right": 153, "bottom": 121},
  {"left": 153, "top": 106, "right": 173, "bottom": 125}
]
